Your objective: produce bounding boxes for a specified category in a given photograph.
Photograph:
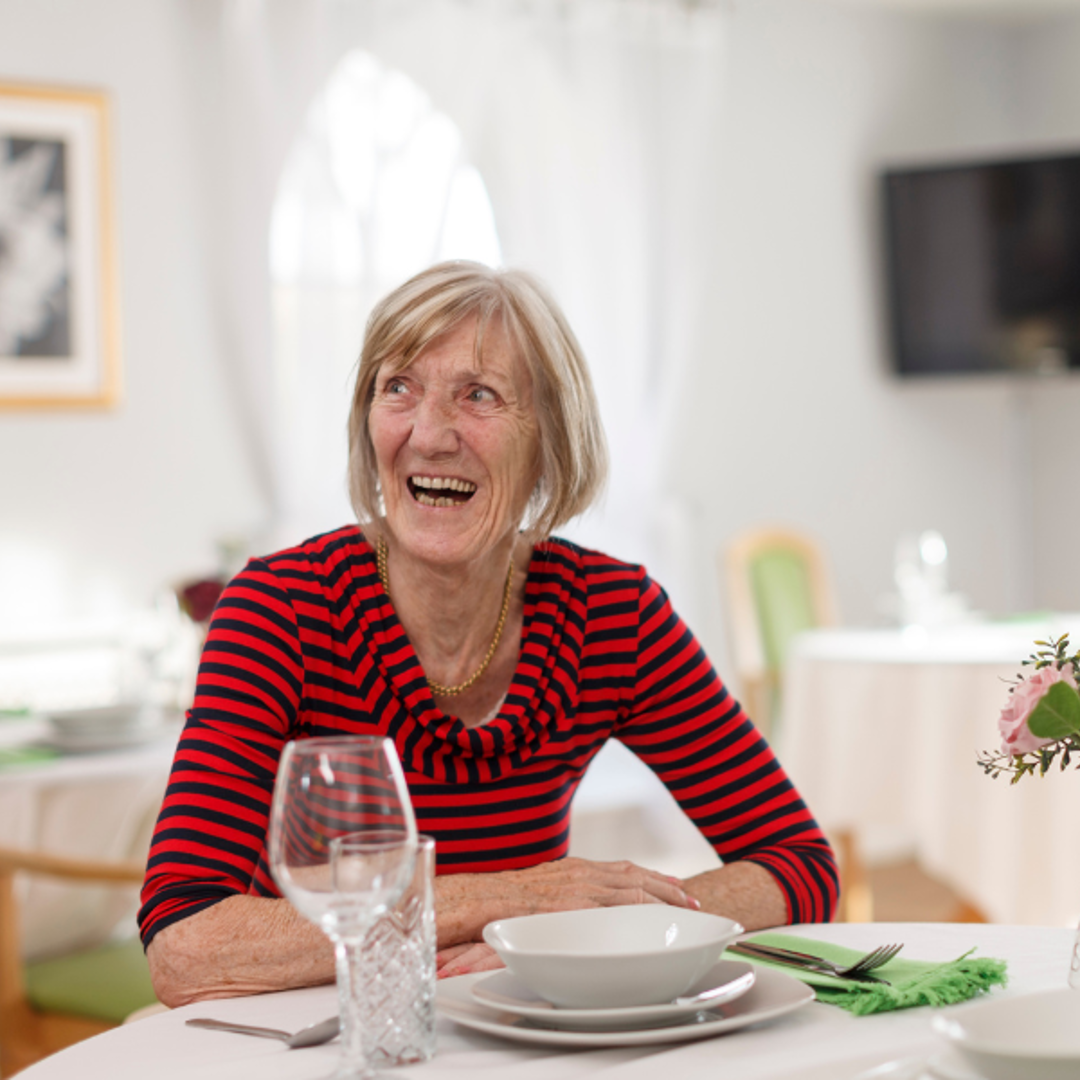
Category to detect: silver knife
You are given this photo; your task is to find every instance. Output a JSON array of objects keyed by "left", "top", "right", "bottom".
[{"left": 728, "top": 943, "right": 890, "bottom": 985}]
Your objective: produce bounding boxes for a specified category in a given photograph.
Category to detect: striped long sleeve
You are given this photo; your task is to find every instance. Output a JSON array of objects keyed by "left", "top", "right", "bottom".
[{"left": 138, "top": 526, "right": 837, "bottom": 947}]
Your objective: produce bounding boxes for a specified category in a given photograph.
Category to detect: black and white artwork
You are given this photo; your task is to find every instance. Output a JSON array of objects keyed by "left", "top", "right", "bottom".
[
  {"left": 0, "top": 136, "right": 72, "bottom": 358},
  {"left": 0, "top": 84, "right": 118, "bottom": 406}
]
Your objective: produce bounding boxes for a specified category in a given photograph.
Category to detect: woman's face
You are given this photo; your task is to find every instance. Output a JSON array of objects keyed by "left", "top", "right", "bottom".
[{"left": 368, "top": 315, "right": 541, "bottom": 568}]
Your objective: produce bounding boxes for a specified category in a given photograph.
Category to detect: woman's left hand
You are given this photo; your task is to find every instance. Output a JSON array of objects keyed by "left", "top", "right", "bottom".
[{"left": 436, "top": 942, "right": 504, "bottom": 979}]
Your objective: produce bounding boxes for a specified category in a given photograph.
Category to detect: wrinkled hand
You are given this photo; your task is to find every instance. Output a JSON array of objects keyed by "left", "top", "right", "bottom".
[
  {"left": 498, "top": 857, "right": 700, "bottom": 913},
  {"left": 434, "top": 857, "right": 701, "bottom": 960},
  {"left": 436, "top": 942, "right": 504, "bottom": 979}
]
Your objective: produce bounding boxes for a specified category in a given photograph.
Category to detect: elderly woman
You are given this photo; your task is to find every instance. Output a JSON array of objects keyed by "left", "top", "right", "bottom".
[{"left": 140, "top": 262, "right": 837, "bottom": 1005}]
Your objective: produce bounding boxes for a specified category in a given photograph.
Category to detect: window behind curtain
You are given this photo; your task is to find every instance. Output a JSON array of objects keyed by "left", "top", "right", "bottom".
[{"left": 269, "top": 50, "right": 501, "bottom": 540}]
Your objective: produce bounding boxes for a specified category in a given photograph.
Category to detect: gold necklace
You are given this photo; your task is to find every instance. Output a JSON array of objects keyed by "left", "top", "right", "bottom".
[{"left": 376, "top": 536, "right": 514, "bottom": 698}]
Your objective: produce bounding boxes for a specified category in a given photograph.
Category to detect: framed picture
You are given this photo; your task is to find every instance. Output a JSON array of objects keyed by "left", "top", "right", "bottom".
[{"left": 0, "top": 82, "right": 120, "bottom": 408}]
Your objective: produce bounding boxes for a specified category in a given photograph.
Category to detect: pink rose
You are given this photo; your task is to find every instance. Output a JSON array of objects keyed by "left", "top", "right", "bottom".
[{"left": 999, "top": 664, "right": 1078, "bottom": 755}]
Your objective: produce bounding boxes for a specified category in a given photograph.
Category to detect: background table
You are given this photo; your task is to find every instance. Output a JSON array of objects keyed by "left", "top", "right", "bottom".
[
  {"left": 17, "top": 923, "right": 1075, "bottom": 1080},
  {"left": 778, "top": 621, "right": 1080, "bottom": 927},
  {"left": 0, "top": 715, "right": 180, "bottom": 959}
]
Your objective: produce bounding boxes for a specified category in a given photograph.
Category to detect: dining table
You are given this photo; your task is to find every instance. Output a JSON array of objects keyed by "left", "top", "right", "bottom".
[
  {"left": 776, "top": 617, "right": 1080, "bottom": 928},
  {"left": 13, "top": 921, "right": 1076, "bottom": 1080},
  {"left": 0, "top": 711, "right": 182, "bottom": 958}
]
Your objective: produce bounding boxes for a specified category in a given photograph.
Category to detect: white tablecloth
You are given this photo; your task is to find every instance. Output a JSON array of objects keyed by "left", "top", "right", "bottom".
[
  {"left": 0, "top": 716, "right": 180, "bottom": 958},
  {"left": 778, "top": 624, "right": 1080, "bottom": 927},
  {"left": 17, "top": 923, "right": 1076, "bottom": 1080}
]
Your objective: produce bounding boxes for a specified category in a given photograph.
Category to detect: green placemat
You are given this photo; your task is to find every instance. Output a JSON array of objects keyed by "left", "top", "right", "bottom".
[
  {"left": 726, "top": 932, "right": 1007, "bottom": 1015},
  {"left": 0, "top": 745, "right": 60, "bottom": 769}
]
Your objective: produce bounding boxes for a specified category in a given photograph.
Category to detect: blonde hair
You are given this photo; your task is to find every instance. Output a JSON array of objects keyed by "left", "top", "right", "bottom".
[{"left": 348, "top": 261, "right": 608, "bottom": 539}]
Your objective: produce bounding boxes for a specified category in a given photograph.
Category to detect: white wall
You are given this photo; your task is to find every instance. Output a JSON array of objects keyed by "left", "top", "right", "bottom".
[
  {"left": 1010, "top": 15, "right": 1080, "bottom": 613},
  {"left": 2, "top": 0, "right": 1079, "bottom": 665},
  {"left": 675, "top": 0, "right": 1068, "bottom": 669},
  {"left": 0, "top": 0, "right": 266, "bottom": 627}
]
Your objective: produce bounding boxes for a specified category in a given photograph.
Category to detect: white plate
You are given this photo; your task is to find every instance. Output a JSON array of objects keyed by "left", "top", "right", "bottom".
[
  {"left": 926, "top": 1050, "right": 987, "bottom": 1080},
  {"left": 932, "top": 989, "right": 1080, "bottom": 1080},
  {"left": 853, "top": 1050, "right": 986, "bottom": 1080},
  {"left": 46, "top": 703, "right": 160, "bottom": 734},
  {"left": 42, "top": 705, "right": 178, "bottom": 753},
  {"left": 471, "top": 960, "right": 756, "bottom": 1031},
  {"left": 438, "top": 964, "right": 814, "bottom": 1047},
  {"left": 43, "top": 725, "right": 168, "bottom": 753}
]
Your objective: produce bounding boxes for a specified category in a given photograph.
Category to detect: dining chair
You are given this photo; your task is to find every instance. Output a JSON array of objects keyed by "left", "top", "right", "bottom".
[
  {"left": 0, "top": 847, "right": 158, "bottom": 1077},
  {"left": 722, "top": 528, "right": 872, "bottom": 921},
  {"left": 722, "top": 526, "right": 839, "bottom": 741}
]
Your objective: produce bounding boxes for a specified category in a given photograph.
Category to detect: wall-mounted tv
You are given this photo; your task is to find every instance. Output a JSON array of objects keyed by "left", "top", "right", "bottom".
[{"left": 882, "top": 152, "right": 1080, "bottom": 376}]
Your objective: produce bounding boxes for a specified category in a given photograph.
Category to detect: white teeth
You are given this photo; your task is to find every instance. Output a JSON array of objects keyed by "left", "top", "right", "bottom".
[
  {"left": 410, "top": 476, "right": 476, "bottom": 494},
  {"left": 414, "top": 491, "right": 458, "bottom": 508}
]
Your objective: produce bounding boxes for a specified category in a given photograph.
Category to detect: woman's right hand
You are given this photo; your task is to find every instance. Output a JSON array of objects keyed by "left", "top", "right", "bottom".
[
  {"left": 434, "top": 856, "right": 698, "bottom": 951},
  {"left": 496, "top": 857, "right": 700, "bottom": 912}
]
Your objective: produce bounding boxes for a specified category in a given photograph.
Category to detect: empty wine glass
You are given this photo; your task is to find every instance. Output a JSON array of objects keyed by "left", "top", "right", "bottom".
[{"left": 268, "top": 736, "right": 417, "bottom": 1079}]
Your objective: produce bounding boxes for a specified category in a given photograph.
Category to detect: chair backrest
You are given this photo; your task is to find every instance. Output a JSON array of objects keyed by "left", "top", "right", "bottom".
[{"left": 723, "top": 527, "right": 838, "bottom": 738}]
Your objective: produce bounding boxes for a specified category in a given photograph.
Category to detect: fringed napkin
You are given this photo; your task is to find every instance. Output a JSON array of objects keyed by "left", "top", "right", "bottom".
[
  {"left": 0, "top": 745, "right": 59, "bottom": 769},
  {"left": 726, "top": 932, "right": 1007, "bottom": 1016}
]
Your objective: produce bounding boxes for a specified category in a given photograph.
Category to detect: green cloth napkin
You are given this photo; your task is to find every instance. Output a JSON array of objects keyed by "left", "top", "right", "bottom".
[
  {"left": 0, "top": 745, "right": 60, "bottom": 769},
  {"left": 725, "top": 932, "right": 1007, "bottom": 1016}
]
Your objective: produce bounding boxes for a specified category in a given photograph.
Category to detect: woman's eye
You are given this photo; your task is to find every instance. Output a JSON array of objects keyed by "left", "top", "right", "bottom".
[
  {"left": 467, "top": 386, "right": 496, "bottom": 404},
  {"left": 384, "top": 379, "right": 407, "bottom": 395}
]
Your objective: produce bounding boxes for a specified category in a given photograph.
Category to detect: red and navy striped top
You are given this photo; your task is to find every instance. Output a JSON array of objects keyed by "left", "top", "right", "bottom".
[{"left": 138, "top": 526, "right": 837, "bottom": 946}]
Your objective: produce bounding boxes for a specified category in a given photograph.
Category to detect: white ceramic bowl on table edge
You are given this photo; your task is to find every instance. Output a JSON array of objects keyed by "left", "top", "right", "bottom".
[
  {"left": 44, "top": 702, "right": 169, "bottom": 752},
  {"left": 481, "top": 905, "right": 744, "bottom": 1009},
  {"left": 932, "top": 988, "right": 1080, "bottom": 1080},
  {"left": 45, "top": 702, "right": 164, "bottom": 735}
]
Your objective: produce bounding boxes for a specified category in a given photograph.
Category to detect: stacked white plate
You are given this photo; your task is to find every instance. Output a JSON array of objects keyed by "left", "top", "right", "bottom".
[
  {"left": 44, "top": 703, "right": 169, "bottom": 753},
  {"left": 437, "top": 960, "right": 815, "bottom": 1048}
]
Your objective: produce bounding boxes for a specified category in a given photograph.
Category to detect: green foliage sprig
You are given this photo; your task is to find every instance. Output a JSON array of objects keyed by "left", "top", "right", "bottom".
[{"left": 978, "top": 634, "right": 1080, "bottom": 783}]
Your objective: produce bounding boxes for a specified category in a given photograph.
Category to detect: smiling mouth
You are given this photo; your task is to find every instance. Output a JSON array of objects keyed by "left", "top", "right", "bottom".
[{"left": 407, "top": 475, "right": 477, "bottom": 508}]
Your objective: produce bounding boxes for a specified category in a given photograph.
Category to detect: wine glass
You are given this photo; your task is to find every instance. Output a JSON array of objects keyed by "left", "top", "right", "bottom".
[{"left": 268, "top": 736, "right": 417, "bottom": 1079}]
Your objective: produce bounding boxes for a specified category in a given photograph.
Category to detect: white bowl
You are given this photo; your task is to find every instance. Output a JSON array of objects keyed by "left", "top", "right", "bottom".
[
  {"left": 932, "top": 989, "right": 1080, "bottom": 1080},
  {"left": 46, "top": 702, "right": 163, "bottom": 736},
  {"left": 482, "top": 906, "right": 744, "bottom": 1009}
]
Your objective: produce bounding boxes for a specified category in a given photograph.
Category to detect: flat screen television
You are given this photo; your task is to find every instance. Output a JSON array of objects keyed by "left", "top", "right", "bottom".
[{"left": 882, "top": 152, "right": 1080, "bottom": 376}]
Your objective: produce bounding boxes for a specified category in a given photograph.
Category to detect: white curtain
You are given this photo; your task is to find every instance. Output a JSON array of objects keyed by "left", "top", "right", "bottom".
[
  {"left": 269, "top": 49, "right": 504, "bottom": 540},
  {"left": 185, "top": 0, "right": 727, "bottom": 627}
]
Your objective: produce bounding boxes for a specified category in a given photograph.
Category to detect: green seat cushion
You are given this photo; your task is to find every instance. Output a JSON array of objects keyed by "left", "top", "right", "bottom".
[{"left": 25, "top": 936, "right": 159, "bottom": 1023}]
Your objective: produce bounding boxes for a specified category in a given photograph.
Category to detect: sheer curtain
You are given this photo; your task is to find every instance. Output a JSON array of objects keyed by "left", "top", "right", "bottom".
[
  {"left": 189, "top": 0, "right": 726, "bottom": 626},
  {"left": 270, "top": 49, "right": 503, "bottom": 539}
]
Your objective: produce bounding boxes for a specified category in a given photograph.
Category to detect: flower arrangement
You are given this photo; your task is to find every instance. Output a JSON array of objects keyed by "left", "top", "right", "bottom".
[
  {"left": 979, "top": 635, "right": 1080, "bottom": 782},
  {"left": 175, "top": 577, "right": 226, "bottom": 625}
]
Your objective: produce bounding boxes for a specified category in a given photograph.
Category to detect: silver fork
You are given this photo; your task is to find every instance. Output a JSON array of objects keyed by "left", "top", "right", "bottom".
[
  {"left": 729, "top": 941, "right": 903, "bottom": 982},
  {"left": 841, "top": 943, "right": 904, "bottom": 976}
]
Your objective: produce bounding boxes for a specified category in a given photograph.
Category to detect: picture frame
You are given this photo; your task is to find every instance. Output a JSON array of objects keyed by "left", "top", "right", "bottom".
[{"left": 0, "top": 82, "right": 120, "bottom": 408}]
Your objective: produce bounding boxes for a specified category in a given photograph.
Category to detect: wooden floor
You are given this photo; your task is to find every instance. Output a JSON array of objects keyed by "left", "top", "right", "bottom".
[{"left": 863, "top": 859, "right": 986, "bottom": 924}]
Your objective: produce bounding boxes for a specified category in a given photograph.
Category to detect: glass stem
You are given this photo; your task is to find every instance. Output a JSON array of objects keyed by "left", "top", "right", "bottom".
[
  {"left": 334, "top": 932, "right": 371, "bottom": 1078},
  {"left": 1070, "top": 920, "right": 1080, "bottom": 990}
]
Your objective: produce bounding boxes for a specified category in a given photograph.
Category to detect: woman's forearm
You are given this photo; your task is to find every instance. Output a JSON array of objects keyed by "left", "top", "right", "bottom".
[
  {"left": 148, "top": 857, "right": 708, "bottom": 1004},
  {"left": 684, "top": 861, "right": 789, "bottom": 930},
  {"left": 146, "top": 895, "right": 334, "bottom": 1007}
]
